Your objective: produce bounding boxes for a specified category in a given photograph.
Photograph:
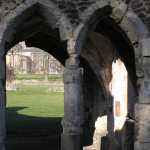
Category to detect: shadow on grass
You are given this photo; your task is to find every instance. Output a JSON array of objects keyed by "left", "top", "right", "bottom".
[{"left": 6, "top": 107, "right": 62, "bottom": 150}]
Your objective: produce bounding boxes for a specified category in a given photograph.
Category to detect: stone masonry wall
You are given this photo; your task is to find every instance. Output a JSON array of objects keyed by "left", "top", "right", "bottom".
[{"left": 1, "top": 0, "right": 150, "bottom": 28}]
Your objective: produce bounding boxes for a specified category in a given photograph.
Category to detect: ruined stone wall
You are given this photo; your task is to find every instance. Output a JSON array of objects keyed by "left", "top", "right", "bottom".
[
  {"left": 0, "top": 0, "right": 24, "bottom": 21},
  {"left": 0, "top": 0, "right": 149, "bottom": 23},
  {"left": 129, "top": 0, "right": 150, "bottom": 31},
  {"left": 0, "top": 0, "right": 96, "bottom": 25},
  {"left": 0, "top": 1, "right": 150, "bottom": 150}
]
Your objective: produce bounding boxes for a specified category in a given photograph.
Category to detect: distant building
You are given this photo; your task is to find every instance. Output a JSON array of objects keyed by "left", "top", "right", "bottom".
[{"left": 6, "top": 43, "right": 64, "bottom": 75}]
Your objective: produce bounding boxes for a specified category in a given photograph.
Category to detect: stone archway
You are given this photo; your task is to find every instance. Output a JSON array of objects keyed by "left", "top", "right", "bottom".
[
  {"left": 0, "top": 2, "right": 69, "bottom": 150},
  {"left": 0, "top": 2, "right": 111, "bottom": 150},
  {"left": 0, "top": 1, "right": 150, "bottom": 150},
  {"left": 72, "top": 2, "right": 150, "bottom": 150},
  {"left": 74, "top": 1, "right": 150, "bottom": 149}
]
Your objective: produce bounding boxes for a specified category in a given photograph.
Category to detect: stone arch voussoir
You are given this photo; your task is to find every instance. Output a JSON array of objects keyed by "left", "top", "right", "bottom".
[{"left": 114, "top": 9, "right": 149, "bottom": 78}]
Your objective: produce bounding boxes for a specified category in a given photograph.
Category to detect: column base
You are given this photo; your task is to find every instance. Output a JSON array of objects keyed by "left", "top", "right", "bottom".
[
  {"left": 61, "top": 134, "right": 83, "bottom": 150},
  {"left": 0, "top": 143, "right": 5, "bottom": 150},
  {"left": 135, "top": 103, "right": 150, "bottom": 150}
]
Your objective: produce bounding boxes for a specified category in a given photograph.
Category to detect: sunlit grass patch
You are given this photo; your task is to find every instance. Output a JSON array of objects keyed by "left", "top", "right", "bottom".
[{"left": 7, "top": 85, "right": 64, "bottom": 118}]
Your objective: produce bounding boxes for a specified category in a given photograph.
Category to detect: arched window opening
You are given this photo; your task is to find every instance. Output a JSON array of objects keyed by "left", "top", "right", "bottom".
[
  {"left": 82, "top": 16, "right": 136, "bottom": 150},
  {"left": 110, "top": 59, "right": 128, "bottom": 131},
  {"left": 6, "top": 42, "right": 64, "bottom": 150}
]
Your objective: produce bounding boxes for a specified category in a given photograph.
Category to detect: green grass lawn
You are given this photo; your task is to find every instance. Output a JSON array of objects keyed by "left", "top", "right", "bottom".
[
  {"left": 7, "top": 85, "right": 64, "bottom": 117},
  {"left": 6, "top": 85, "right": 64, "bottom": 134}
]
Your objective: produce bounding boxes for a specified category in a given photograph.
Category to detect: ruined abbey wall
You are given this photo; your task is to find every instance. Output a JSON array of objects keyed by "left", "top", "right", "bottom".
[{"left": 0, "top": 1, "right": 150, "bottom": 150}]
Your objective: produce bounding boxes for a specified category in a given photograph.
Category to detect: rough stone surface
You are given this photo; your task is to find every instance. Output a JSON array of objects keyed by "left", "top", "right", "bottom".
[
  {"left": 129, "top": 0, "right": 150, "bottom": 32},
  {"left": 135, "top": 104, "right": 150, "bottom": 143}
]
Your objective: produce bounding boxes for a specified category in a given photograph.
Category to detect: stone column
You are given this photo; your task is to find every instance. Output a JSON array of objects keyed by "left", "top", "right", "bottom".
[
  {"left": 107, "top": 95, "right": 116, "bottom": 150},
  {"left": 0, "top": 55, "right": 6, "bottom": 150},
  {"left": 61, "top": 38, "right": 84, "bottom": 150},
  {"left": 135, "top": 38, "right": 150, "bottom": 150}
]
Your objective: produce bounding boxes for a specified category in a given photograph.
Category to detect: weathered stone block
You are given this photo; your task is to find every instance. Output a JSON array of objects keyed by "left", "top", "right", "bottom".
[
  {"left": 134, "top": 141, "right": 143, "bottom": 150},
  {"left": 61, "top": 134, "right": 83, "bottom": 150},
  {"left": 142, "top": 38, "right": 150, "bottom": 57},
  {"left": 135, "top": 103, "right": 150, "bottom": 143},
  {"left": 139, "top": 80, "right": 150, "bottom": 103}
]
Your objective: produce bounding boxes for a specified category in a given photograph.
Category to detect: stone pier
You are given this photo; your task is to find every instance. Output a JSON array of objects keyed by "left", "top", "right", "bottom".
[
  {"left": 61, "top": 39, "right": 84, "bottom": 150},
  {"left": 0, "top": 55, "right": 6, "bottom": 150},
  {"left": 135, "top": 38, "right": 150, "bottom": 150}
]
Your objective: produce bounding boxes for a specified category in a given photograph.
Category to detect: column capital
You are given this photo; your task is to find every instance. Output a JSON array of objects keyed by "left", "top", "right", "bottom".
[
  {"left": 65, "top": 55, "right": 80, "bottom": 68},
  {"left": 67, "top": 36, "right": 81, "bottom": 56}
]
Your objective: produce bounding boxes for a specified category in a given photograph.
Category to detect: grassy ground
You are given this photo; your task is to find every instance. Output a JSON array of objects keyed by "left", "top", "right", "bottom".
[
  {"left": 6, "top": 85, "right": 64, "bottom": 135},
  {"left": 7, "top": 85, "right": 64, "bottom": 117}
]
